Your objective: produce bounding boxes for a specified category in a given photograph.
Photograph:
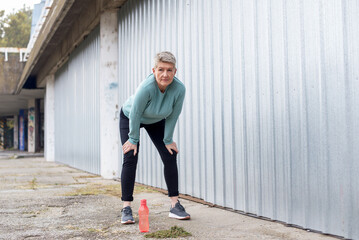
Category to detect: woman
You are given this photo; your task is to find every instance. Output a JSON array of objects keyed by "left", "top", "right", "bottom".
[{"left": 120, "top": 51, "right": 190, "bottom": 224}]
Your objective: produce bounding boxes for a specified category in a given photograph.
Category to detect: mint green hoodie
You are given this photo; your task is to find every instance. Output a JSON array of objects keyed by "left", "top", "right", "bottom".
[{"left": 122, "top": 73, "right": 186, "bottom": 145}]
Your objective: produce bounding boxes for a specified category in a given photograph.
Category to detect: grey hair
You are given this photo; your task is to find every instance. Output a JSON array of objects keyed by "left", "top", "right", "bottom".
[{"left": 153, "top": 51, "right": 176, "bottom": 68}]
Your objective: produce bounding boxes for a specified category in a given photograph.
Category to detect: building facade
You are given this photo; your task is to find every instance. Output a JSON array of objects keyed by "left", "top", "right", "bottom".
[{"left": 17, "top": 0, "right": 359, "bottom": 239}]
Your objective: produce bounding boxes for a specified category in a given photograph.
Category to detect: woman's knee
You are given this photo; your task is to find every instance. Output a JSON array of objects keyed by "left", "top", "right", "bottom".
[
  {"left": 161, "top": 152, "right": 177, "bottom": 166},
  {"left": 122, "top": 153, "right": 138, "bottom": 168}
]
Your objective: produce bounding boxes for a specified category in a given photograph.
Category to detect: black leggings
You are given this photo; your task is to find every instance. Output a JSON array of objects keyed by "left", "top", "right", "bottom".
[{"left": 119, "top": 109, "right": 179, "bottom": 201}]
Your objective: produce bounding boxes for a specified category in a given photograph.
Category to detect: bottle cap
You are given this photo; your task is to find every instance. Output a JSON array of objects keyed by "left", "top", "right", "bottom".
[{"left": 141, "top": 199, "right": 147, "bottom": 205}]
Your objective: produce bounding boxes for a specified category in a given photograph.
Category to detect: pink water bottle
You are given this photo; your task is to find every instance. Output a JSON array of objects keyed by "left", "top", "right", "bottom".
[{"left": 138, "top": 199, "right": 149, "bottom": 232}]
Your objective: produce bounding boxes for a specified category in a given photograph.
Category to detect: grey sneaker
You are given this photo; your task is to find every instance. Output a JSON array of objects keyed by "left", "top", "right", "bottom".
[
  {"left": 121, "top": 206, "right": 135, "bottom": 224},
  {"left": 169, "top": 201, "right": 190, "bottom": 220}
]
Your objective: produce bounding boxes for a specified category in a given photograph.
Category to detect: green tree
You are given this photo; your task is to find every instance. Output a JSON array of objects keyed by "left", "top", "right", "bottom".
[
  {"left": 0, "top": 7, "right": 32, "bottom": 47},
  {"left": 0, "top": 10, "right": 4, "bottom": 38}
]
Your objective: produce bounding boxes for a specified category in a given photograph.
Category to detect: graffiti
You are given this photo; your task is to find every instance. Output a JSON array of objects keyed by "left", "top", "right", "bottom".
[
  {"left": 3, "top": 119, "right": 14, "bottom": 149},
  {"left": 28, "top": 107, "right": 35, "bottom": 150},
  {"left": 19, "top": 114, "right": 24, "bottom": 150},
  {"left": 109, "top": 82, "right": 118, "bottom": 89},
  {"left": 0, "top": 119, "right": 4, "bottom": 150}
]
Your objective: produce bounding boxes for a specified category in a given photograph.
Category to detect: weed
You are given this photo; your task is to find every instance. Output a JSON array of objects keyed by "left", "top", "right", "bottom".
[
  {"left": 30, "top": 177, "right": 38, "bottom": 190},
  {"left": 87, "top": 227, "right": 108, "bottom": 233},
  {"left": 64, "top": 225, "right": 80, "bottom": 230},
  {"left": 74, "top": 175, "right": 100, "bottom": 179},
  {"left": 63, "top": 184, "right": 105, "bottom": 196},
  {"left": 144, "top": 226, "right": 192, "bottom": 238},
  {"left": 63, "top": 183, "right": 122, "bottom": 197},
  {"left": 63, "top": 183, "right": 157, "bottom": 198},
  {"left": 133, "top": 185, "right": 158, "bottom": 194}
]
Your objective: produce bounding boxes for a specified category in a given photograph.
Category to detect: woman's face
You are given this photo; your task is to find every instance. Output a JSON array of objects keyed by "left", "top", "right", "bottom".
[{"left": 152, "top": 62, "right": 177, "bottom": 92}]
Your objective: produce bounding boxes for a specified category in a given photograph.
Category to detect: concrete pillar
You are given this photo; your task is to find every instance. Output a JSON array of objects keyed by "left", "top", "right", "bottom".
[
  {"left": 28, "top": 99, "right": 36, "bottom": 152},
  {"left": 45, "top": 75, "right": 55, "bottom": 161},
  {"left": 99, "top": 11, "right": 119, "bottom": 179},
  {"left": 28, "top": 99, "right": 40, "bottom": 152},
  {"left": 13, "top": 115, "right": 18, "bottom": 149},
  {"left": 0, "top": 119, "right": 4, "bottom": 150},
  {"left": 19, "top": 109, "right": 27, "bottom": 151},
  {"left": 35, "top": 99, "right": 41, "bottom": 152}
]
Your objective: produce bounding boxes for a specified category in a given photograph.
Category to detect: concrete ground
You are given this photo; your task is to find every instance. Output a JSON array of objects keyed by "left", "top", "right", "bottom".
[
  {"left": 0, "top": 150, "right": 44, "bottom": 159},
  {"left": 0, "top": 156, "right": 337, "bottom": 240}
]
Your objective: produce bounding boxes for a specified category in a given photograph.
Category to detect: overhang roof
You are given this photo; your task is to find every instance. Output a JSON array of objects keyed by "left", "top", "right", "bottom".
[
  {"left": 15, "top": 0, "right": 127, "bottom": 94},
  {"left": 0, "top": 89, "right": 45, "bottom": 116}
]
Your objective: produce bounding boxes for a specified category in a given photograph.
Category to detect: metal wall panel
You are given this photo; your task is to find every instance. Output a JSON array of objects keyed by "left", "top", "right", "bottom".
[
  {"left": 117, "top": 0, "right": 359, "bottom": 238},
  {"left": 55, "top": 27, "right": 101, "bottom": 175}
]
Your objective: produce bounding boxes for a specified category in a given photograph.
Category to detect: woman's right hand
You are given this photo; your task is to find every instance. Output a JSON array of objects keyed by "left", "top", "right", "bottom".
[{"left": 122, "top": 140, "right": 137, "bottom": 156}]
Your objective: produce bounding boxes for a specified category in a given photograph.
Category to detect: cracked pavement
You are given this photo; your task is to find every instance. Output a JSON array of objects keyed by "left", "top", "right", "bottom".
[{"left": 0, "top": 157, "right": 336, "bottom": 240}]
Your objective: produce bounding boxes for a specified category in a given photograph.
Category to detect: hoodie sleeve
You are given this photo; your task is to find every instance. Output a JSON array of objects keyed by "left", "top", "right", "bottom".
[{"left": 128, "top": 87, "right": 150, "bottom": 144}]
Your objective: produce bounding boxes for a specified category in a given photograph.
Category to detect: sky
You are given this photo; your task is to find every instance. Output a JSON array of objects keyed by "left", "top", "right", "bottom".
[{"left": 0, "top": 0, "right": 41, "bottom": 14}]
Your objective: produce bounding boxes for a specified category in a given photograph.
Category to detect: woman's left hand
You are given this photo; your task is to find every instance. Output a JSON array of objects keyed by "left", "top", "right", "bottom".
[
  {"left": 166, "top": 142, "right": 179, "bottom": 155},
  {"left": 122, "top": 140, "right": 138, "bottom": 156}
]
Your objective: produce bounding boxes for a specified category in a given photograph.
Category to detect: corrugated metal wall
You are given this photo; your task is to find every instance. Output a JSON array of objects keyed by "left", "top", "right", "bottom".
[
  {"left": 117, "top": 0, "right": 359, "bottom": 238},
  {"left": 55, "top": 27, "right": 101, "bottom": 174}
]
